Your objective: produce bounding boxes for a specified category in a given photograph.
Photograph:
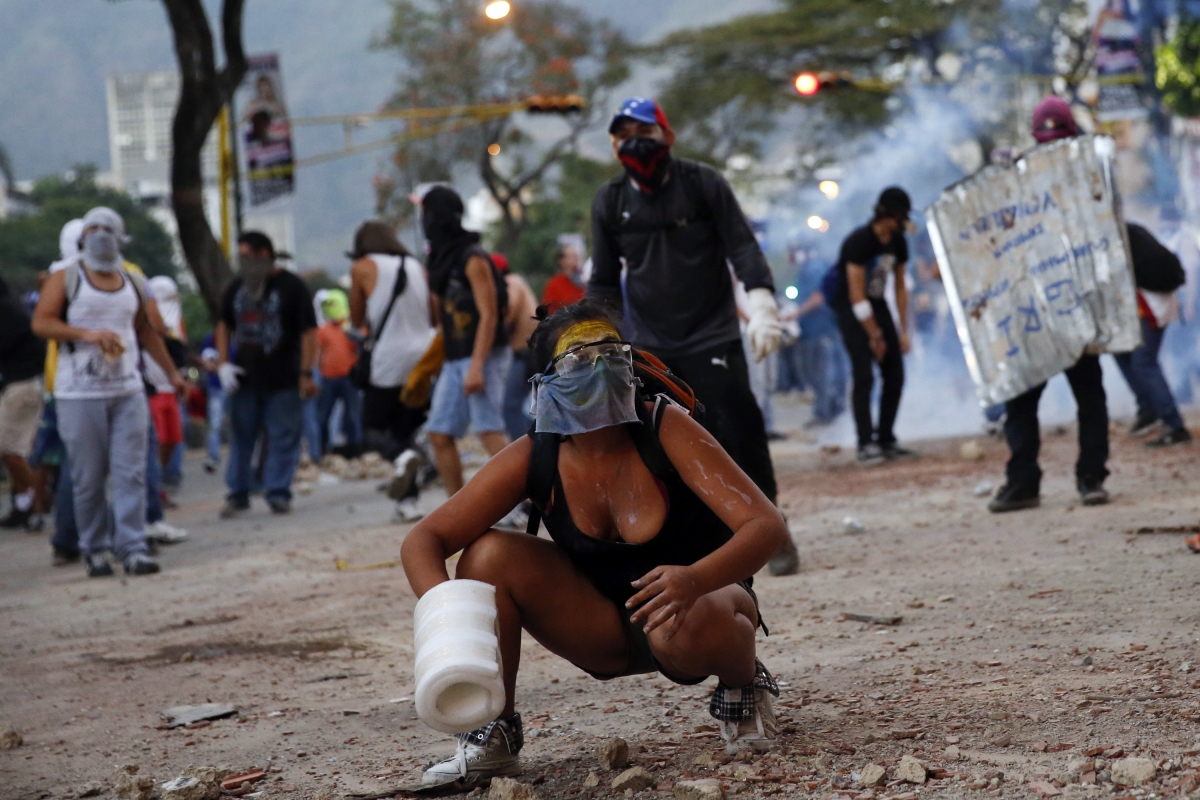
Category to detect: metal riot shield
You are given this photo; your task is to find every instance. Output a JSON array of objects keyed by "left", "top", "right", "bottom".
[{"left": 926, "top": 135, "right": 1141, "bottom": 407}]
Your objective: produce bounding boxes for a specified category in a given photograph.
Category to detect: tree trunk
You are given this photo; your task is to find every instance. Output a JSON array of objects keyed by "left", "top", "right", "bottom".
[{"left": 162, "top": 0, "right": 247, "bottom": 321}]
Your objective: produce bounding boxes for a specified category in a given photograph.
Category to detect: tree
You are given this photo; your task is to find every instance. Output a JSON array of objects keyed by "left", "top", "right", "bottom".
[
  {"left": 653, "top": 0, "right": 1088, "bottom": 165},
  {"left": 161, "top": 0, "right": 248, "bottom": 320},
  {"left": 0, "top": 167, "right": 175, "bottom": 292},
  {"left": 493, "top": 154, "right": 616, "bottom": 294},
  {"left": 373, "top": 0, "right": 632, "bottom": 253}
]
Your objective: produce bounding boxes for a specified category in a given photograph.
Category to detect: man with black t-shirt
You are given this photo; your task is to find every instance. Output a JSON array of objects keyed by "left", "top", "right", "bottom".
[
  {"left": 216, "top": 231, "right": 317, "bottom": 517},
  {"left": 421, "top": 186, "right": 511, "bottom": 499},
  {"left": 590, "top": 96, "right": 799, "bottom": 576},
  {"left": 822, "top": 187, "right": 915, "bottom": 464}
]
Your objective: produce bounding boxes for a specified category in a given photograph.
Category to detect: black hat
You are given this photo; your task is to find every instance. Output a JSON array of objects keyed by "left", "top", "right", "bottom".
[{"left": 877, "top": 186, "right": 912, "bottom": 221}]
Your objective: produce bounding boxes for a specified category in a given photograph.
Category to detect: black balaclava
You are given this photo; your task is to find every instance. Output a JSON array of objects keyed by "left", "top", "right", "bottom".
[{"left": 422, "top": 186, "right": 480, "bottom": 295}]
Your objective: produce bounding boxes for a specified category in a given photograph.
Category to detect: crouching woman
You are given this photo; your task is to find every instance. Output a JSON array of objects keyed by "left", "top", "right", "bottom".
[{"left": 401, "top": 301, "right": 789, "bottom": 789}]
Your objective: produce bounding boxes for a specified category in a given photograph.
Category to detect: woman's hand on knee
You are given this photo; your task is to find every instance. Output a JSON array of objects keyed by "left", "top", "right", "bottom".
[{"left": 627, "top": 565, "right": 701, "bottom": 640}]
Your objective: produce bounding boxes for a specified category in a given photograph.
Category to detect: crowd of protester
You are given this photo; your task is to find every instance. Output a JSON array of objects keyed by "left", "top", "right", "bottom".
[{"left": 2, "top": 94, "right": 1198, "bottom": 585}]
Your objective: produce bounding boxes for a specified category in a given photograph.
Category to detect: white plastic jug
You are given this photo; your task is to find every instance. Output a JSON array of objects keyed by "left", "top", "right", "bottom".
[{"left": 413, "top": 579, "right": 506, "bottom": 734}]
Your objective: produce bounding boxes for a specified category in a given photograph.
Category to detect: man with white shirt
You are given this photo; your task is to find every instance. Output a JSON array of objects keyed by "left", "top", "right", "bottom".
[{"left": 32, "top": 207, "right": 186, "bottom": 576}]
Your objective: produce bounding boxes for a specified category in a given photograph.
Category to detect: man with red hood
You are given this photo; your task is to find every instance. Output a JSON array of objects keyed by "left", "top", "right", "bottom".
[
  {"left": 990, "top": 97, "right": 1113, "bottom": 512},
  {"left": 588, "top": 97, "right": 799, "bottom": 575}
]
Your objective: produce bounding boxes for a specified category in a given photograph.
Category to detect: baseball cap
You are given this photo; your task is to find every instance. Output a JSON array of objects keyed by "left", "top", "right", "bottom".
[
  {"left": 608, "top": 97, "right": 672, "bottom": 135},
  {"left": 877, "top": 187, "right": 912, "bottom": 221},
  {"left": 1032, "top": 96, "right": 1078, "bottom": 143}
]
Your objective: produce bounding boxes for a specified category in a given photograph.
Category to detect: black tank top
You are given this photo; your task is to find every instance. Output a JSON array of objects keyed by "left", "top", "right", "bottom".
[{"left": 527, "top": 399, "right": 737, "bottom": 607}]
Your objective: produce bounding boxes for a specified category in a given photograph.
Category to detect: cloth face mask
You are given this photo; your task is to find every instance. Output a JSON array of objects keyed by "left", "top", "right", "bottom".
[
  {"left": 532, "top": 355, "right": 640, "bottom": 436},
  {"left": 617, "top": 136, "right": 672, "bottom": 192},
  {"left": 239, "top": 256, "right": 274, "bottom": 301},
  {"left": 81, "top": 229, "right": 121, "bottom": 273}
]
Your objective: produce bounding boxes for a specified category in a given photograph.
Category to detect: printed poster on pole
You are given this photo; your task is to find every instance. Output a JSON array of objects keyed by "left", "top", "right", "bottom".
[{"left": 238, "top": 53, "right": 295, "bottom": 206}]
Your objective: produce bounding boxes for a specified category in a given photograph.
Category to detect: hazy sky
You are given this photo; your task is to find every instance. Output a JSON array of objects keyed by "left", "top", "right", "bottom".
[{"left": 0, "top": 0, "right": 772, "bottom": 266}]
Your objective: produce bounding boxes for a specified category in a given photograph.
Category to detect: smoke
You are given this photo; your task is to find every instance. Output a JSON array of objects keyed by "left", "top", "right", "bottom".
[{"left": 760, "top": 77, "right": 1145, "bottom": 444}]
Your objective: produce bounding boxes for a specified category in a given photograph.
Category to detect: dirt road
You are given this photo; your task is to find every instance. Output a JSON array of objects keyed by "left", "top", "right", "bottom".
[{"left": 2, "top": 420, "right": 1198, "bottom": 800}]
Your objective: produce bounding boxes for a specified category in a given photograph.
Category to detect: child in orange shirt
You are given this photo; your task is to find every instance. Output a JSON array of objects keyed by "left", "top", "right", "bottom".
[{"left": 315, "top": 290, "right": 362, "bottom": 456}]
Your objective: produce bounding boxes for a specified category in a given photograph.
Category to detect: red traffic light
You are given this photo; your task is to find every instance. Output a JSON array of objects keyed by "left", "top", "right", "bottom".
[{"left": 794, "top": 73, "right": 819, "bottom": 96}]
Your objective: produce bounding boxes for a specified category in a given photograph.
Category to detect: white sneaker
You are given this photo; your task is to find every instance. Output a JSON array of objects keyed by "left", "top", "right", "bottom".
[
  {"left": 710, "top": 660, "right": 780, "bottom": 754},
  {"left": 422, "top": 714, "right": 523, "bottom": 789},
  {"left": 392, "top": 497, "right": 425, "bottom": 524},
  {"left": 388, "top": 448, "right": 423, "bottom": 501},
  {"left": 146, "top": 520, "right": 189, "bottom": 543}
]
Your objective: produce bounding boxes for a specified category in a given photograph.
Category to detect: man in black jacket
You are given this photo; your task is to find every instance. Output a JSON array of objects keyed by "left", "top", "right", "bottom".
[
  {"left": 589, "top": 97, "right": 798, "bottom": 574},
  {"left": 0, "top": 276, "right": 47, "bottom": 531}
]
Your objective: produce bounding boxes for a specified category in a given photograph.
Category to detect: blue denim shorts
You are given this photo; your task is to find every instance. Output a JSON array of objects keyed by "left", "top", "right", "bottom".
[{"left": 426, "top": 349, "right": 513, "bottom": 438}]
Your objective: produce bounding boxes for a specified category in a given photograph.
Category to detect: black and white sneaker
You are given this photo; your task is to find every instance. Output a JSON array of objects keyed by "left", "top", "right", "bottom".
[
  {"left": 988, "top": 483, "right": 1040, "bottom": 513},
  {"left": 709, "top": 660, "right": 780, "bottom": 754},
  {"left": 881, "top": 443, "right": 919, "bottom": 460},
  {"left": 1146, "top": 427, "right": 1192, "bottom": 448},
  {"left": 1077, "top": 479, "right": 1109, "bottom": 507},
  {"left": 388, "top": 448, "right": 423, "bottom": 501},
  {"left": 85, "top": 553, "right": 114, "bottom": 578},
  {"left": 1128, "top": 413, "right": 1162, "bottom": 438},
  {"left": 421, "top": 713, "right": 523, "bottom": 789},
  {"left": 123, "top": 553, "right": 161, "bottom": 575},
  {"left": 856, "top": 443, "right": 884, "bottom": 465}
]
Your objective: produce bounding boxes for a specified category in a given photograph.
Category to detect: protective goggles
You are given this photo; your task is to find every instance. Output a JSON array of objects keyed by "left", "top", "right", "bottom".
[{"left": 548, "top": 340, "right": 633, "bottom": 376}]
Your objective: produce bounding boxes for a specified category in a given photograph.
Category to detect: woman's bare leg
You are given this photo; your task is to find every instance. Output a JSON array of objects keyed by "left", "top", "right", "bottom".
[
  {"left": 646, "top": 585, "right": 759, "bottom": 688},
  {"left": 454, "top": 531, "right": 630, "bottom": 715}
]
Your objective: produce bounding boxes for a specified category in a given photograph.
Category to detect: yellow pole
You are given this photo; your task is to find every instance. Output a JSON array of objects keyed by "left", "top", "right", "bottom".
[{"left": 217, "top": 106, "right": 232, "bottom": 260}]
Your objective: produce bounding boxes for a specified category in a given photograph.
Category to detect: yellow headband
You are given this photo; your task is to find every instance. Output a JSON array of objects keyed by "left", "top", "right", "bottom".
[{"left": 554, "top": 320, "right": 621, "bottom": 358}]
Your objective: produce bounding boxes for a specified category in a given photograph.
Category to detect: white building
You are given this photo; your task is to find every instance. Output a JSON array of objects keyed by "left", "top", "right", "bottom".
[{"left": 104, "top": 70, "right": 295, "bottom": 271}]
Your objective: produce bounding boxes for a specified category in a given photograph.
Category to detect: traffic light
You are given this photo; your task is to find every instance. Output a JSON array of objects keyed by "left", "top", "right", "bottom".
[
  {"left": 524, "top": 94, "right": 586, "bottom": 114},
  {"left": 794, "top": 73, "right": 819, "bottom": 96},
  {"left": 793, "top": 71, "right": 855, "bottom": 97}
]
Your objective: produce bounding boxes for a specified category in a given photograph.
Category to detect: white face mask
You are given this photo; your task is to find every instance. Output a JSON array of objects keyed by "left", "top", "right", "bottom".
[{"left": 82, "top": 229, "right": 122, "bottom": 273}]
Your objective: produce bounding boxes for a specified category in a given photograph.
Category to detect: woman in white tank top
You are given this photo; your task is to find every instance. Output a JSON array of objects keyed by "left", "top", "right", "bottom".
[
  {"left": 366, "top": 253, "right": 436, "bottom": 389},
  {"left": 347, "top": 221, "right": 438, "bottom": 521}
]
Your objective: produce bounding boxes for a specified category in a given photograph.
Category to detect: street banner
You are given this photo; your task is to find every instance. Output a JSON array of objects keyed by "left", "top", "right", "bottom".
[
  {"left": 926, "top": 136, "right": 1141, "bottom": 406},
  {"left": 239, "top": 53, "right": 295, "bottom": 206},
  {"left": 1092, "top": 0, "right": 1148, "bottom": 121}
]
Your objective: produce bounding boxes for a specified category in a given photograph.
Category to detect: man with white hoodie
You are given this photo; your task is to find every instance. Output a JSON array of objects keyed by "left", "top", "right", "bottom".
[{"left": 32, "top": 207, "right": 186, "bottom": 576}]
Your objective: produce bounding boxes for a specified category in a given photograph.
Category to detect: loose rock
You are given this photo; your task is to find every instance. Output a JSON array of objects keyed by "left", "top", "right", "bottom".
[
  {"left": 960, "top": 441, "right": 984, "bottom": 461},
  {"left": 597, "top": 737, "right": 630, "bottom": 770},
  {"left": 858, "top": 763, "right": 887, "bottom": 787},
  {"left": 583, "top": 772, "right": 600, "bottom": 788},
  {"left": 674, "top": 778, "right": 725, "bottom": 800},
  {"left": 1028, "top": 780, "right": 1062, "bottom": 797},
  {"left": 1111, "top": 757, "right": 1156, "bottom": 786},
  {"left": 612, "top": 766, "right": 656, "bottom": 793},
  {"left": 1067, "top": 758, "right": 1094, "bottom": 774},
  {"left": 895, "top": 755, "right": 928, "bottom": 784},
  {"left": 114, "top": 765, "right": 155, "bottom": 800},
  {"left": 488, "top": 777, "right": 540, "bottom": 800},
  {"left": 0, "top": 728, "right": 21, "bottom": 749},
  {"left": 843, "top": 517, "right": 865, "bottom": 534},
  {"left": 944, "top": 745, "right": 961, "bottom": 761},
  {"left": 160, "top": 776, "right": 209, "bottom": 800},
  {"left": 77, "top": 782, "right": 104, "bottom": 798}
]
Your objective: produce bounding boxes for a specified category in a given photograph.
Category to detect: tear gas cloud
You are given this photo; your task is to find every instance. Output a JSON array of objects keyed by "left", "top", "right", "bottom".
[{"left": 761, "top": 82, "right": 1144, "bottom": 444}]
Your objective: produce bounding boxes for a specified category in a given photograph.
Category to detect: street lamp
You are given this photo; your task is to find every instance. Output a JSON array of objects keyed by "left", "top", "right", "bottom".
[
  {"left": 484, "top": 1, "right": 511, "bottom": 19},
  {"left": 807, "top": 215, "right": 830, "bottom": 233},
  {"left": 819, "top": 180, "right": 839, "bottom": 200},
  {"left": 487, "top": 143, "right": 501, "bottom": 156}
]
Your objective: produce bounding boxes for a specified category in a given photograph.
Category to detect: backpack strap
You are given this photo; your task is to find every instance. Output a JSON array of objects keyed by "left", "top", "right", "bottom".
[
  {"left": 61, "top": 262, "right": 149, "bottom": 351},
  {"left": 524, "top": 430, "right": 561, "bottom": 535},
  {"left": 629, "top": 396, "right": 680, "bottom": 483}
]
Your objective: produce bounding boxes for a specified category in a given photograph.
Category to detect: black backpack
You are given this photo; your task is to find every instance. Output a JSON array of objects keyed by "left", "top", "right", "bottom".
[{"left": 1127, "top": 222, "right": 1186, "bottom": 293}]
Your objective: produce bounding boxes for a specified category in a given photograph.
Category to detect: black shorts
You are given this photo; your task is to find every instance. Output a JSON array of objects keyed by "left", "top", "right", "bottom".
[{"left": 579, "top": 580, "right": 763, "bottom": 686}]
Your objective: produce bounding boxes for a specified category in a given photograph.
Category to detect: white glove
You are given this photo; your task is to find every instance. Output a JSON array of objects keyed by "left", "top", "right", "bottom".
[
  {"left": 217, "top": 362, "right": 244, "bottom": 392},
  {"left": 745, "top": 288, "right": 783, "bottom": 362}
]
